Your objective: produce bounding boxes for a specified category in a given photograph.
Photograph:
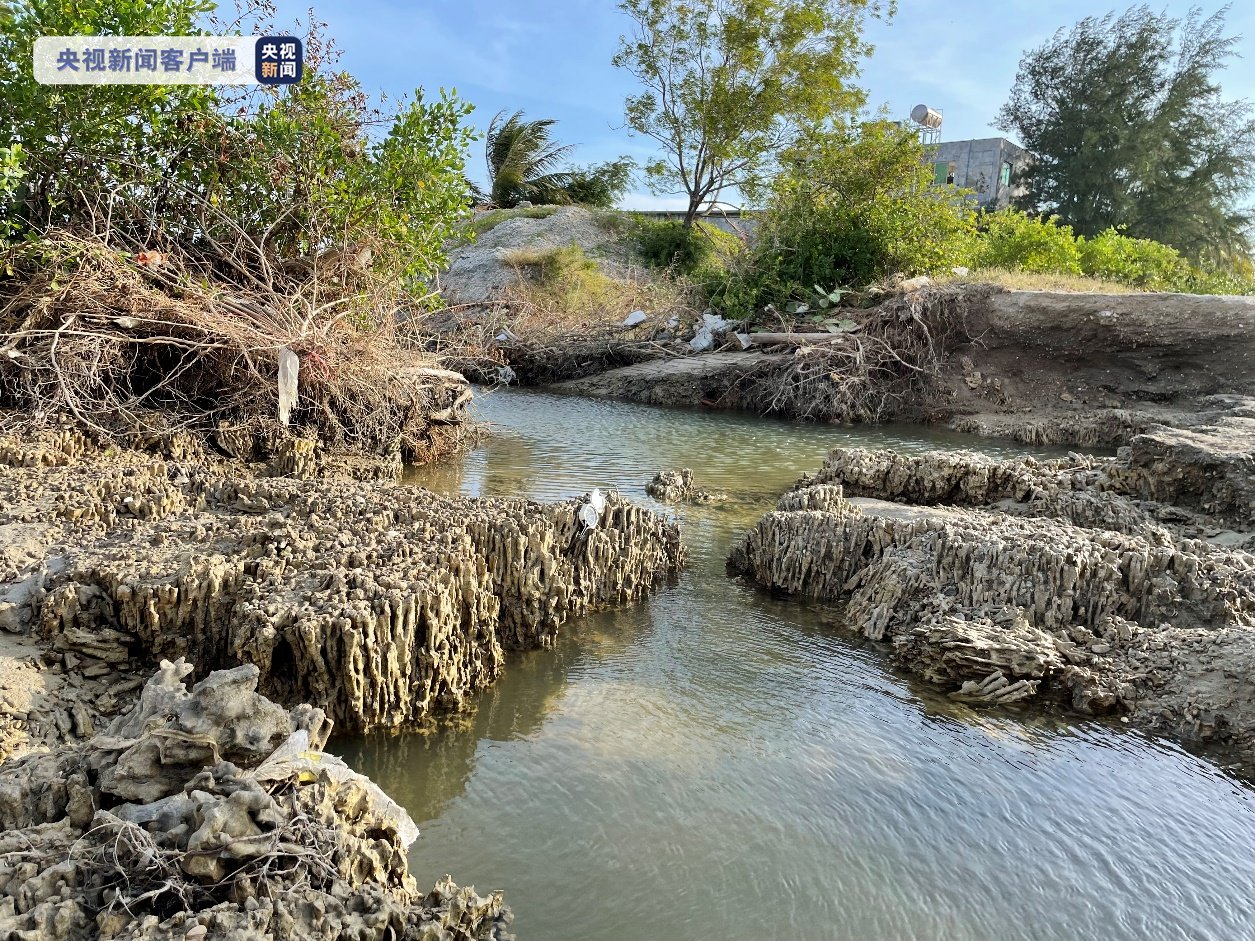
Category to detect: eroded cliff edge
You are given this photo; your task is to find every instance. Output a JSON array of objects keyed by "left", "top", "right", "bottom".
[{"left": 729, "top": 404, "right": 1255, "bottom": 770}]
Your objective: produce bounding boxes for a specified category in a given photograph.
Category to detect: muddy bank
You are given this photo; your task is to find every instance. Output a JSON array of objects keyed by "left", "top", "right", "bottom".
[
  {"left": 729, "top": 407, "right": 1255, "bottom": 769},
  {"left": 0, "top": 660, "right": 513, "bottom": 940},
  {"left": 552, "top": 286, "right": 1255, "bottom": 447}
]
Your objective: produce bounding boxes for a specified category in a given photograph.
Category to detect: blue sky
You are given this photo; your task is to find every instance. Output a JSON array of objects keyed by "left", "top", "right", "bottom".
[{"left": 263, "top": 1, "right": 1255, "bottom": 209}]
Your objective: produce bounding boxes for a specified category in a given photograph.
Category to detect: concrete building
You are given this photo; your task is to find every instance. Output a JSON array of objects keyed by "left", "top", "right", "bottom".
[{"left": 929, "top": 138, "right": 1029, "bottom": 208}]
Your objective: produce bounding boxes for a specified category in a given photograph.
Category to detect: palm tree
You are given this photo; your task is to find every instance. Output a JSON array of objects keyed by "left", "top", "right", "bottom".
[{"left": 485, "top": 110, "right": 575, "bottom": 208}]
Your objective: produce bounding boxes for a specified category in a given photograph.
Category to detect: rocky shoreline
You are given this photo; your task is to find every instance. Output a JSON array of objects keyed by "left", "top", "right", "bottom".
[
  {"left": 0, "top": 428, "right": 684, "bottom": 938},
  {"left": 729, "top": 402, "right": 1255, "bottom": 770}
]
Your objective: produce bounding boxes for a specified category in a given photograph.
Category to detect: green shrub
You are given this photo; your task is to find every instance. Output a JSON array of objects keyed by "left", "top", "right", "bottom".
[
  {"left": 974, "top": 211, "right": 1082, "bottom": 274},
  {"left": 563, "top": 157, "right": 635, "bottom": 209},
  {"left": 471, "top": 205, "right": 560, "bottom": 235},
  {"left": 630, "top": 216, "right": 743, "bottom": 299},
  {"left": 1078, "top": 228, "right": 1188, "bottom": 289},
  {"left": 721, "top": 122, "right": 977, "bottom": 317}
]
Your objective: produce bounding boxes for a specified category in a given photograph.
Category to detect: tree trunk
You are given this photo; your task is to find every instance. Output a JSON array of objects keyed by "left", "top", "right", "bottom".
[{"left": 682, "top": 194, "right": 702, "bottom": 229}]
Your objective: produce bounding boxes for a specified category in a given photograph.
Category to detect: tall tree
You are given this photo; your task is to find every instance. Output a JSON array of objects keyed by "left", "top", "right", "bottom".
[
  {"left": 998, "top": 5, "right": 1255, "bottom": 262},
  {"left": 613, "top": 0, "right": 892, "bottom": 228},
  {"left": 484, "top": 110, "right": 575, "bottom": 208}
]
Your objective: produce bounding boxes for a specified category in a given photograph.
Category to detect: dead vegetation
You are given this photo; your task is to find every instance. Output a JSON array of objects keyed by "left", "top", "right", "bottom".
[
  {"left": 0, "top": 231, "right": 472, "bottom": 465},
  {"left": 738, "top": 285, "right": 974, "bottom": 422}
]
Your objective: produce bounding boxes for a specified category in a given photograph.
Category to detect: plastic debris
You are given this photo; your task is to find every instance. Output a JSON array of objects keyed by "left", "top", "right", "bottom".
[
  {"left": 951, "top": 266, "right": 970, "bottom": 276},
  {"left": 497, "top": 365, "right": 517, "bottom": 385},
  {"left": 589, "top": 488, "right": 606, "bottom": 514},
  {"left": 622, "top": 310, "right": 648, "bottom": 327},
  {"left": 899, "top": 275, "right": 932, "bottom": 293},
  {"left": 578, "top": 502, "right": 599, "bottom": 529},
  {"left": 735, "top": 332, "right": 752, "bottom": 350},
  {"left": 689, "top": 326, "right": 715, "bottom": 352},
  {"left": 277, "top": 346, "right": 299, "bottom": 426},
  {"left": 702, "top": 311, "right": 734, "bottom": 334},
  {"left": 251, "top": 729, "right": 421, "bottom": 847}
]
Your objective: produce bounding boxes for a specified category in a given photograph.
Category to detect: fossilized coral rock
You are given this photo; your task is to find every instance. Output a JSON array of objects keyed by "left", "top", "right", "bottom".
[
  {"left": 0, "top": 662, "right": 513, "bottom": 941},
  {"left": 731, "top": 442, "right": 1255, "bottom": 764},
  {"left": 0, "top": 435, "right": 684, "bottom": 744},
  {"left": 645, "top": 469, "right": 728, "bottom": 505}
]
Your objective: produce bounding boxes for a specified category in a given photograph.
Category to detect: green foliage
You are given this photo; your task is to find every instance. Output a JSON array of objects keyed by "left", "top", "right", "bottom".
[
  {"left": 631, "top": 217, "right": 734, "bottom": 267},
  {"left": 0, "top": 1, "right": 475, "bottom": 283},
  {"left": 215, "top": 73, "right": 474, "bottom": 281},
  {"left": 614, "top": 0, "right": 893, "bottom": 225},
  {"left": 997, "top": 6, "right": 1255, "bottom": 262},
  {"left": 1078, "top": 228, "right": 1187, "bottom": 290},
  {"left": 719, "top": 120, "right": 976, "bottom": 315},
  {"left": 471, "top": 205, "right": 560, "bottom": 235},
  {"left": 562, "top": 157, "right": 635, "bottom": 209},
  {"left": 0, "top": 142, "right": 23, "bottom": 242},
  {"left": 485, "top": 110, "right": 575, "bottom": 208},
  {"left": 974, "top": 211, "right": 1081, "bottom": 275},
  {"left": 0, "top": 0, "right": 217, "bottom": 230},
  {"left": 969, "top": 212, "right": 1255, "bottom": 295}
]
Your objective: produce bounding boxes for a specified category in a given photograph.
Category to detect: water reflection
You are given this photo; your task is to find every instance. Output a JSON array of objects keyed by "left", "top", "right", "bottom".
[{"left": 336, "top": 390, "right": 1255, "bottom": 941}]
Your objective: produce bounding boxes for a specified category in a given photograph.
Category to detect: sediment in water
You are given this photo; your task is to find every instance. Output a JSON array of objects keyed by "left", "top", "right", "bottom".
[{"left": 729, "top": 409, "right": 1255, "bottom": 767}]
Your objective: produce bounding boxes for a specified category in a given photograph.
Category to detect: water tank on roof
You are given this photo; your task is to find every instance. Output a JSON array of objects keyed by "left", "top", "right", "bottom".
[{"left": 910, "top": 104, "right": 943, "bottom": 129}]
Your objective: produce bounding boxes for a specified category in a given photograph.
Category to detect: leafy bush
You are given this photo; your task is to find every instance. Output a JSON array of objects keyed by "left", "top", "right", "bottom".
[
  {"left": 632, "top": 218, "right": 737, "bottom": 268},
  {"left": 0, "top": 0, "right": 474, "bottom": 283},
  {"left": 1078, "top": 228, "right": 1188, "bottom": 289},
  {"left": 974, "top": 211, "right": 1082, "bottom": 274},
  {"left": 722, "top": 121, "right": 977, "bottom": 316},
  {"left": 0, "top": 142, "right": 23, "bottom": 243}
]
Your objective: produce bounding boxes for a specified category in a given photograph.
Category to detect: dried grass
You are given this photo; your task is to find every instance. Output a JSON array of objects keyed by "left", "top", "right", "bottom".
[
  {"left": 0, "top": 231, "right": 468, "bottom": 462},
  {"left": 742, "top": 285, "right": 972, "bottom": 422}
]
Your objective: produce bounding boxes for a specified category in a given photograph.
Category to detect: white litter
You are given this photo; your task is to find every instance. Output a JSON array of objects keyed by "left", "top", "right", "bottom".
[
  {"left": 277, "top": 346, "right": 299, "bottom": 426},
  {"left": 251, "top": 729, "right": 420, "bottom": 848},
  {"left": 497, "top": 365, "right": 517, "bottom": 385},
  {"left": 735, "top": 332, "right": 752, "bottom": 350},
  {"left": 899, "top": 275, "right": 932, "bottom": 293},
  {"left": 951, "top": 266, "right": 970, "bottom": 276},
  {"left": 702, "top": 311, "right": 734, "bottom": 334},
  {"left": 689, "top": 326, "right": 715, "bottom": 352},
  {"left": 622, "top": 310, "right": 648, "bottom": 327},
  {"left": 589, "top": 488, "right": 606, "bottom": 514},
  {"left": 578, "top": 502, "right": 599, "bottom": 529}
]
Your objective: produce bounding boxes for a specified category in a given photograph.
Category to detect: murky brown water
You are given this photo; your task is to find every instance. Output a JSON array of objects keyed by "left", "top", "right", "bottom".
[{"left": 336, "top": 390, "right": 1255, "bottom": 941}]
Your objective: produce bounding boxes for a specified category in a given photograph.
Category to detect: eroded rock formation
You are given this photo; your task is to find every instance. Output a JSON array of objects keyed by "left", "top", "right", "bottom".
[
  {"left": 730, "top": 423, "right": 1255, "bottom": 766},
  {"left": 645, "top": 469, "right": 728, "bottom": 505},
  {"left": 0, "top": 661, "right": 513, "bottom": 941},
  {"left": 0, "top": 432, "right": 684, "bottom": 753}
]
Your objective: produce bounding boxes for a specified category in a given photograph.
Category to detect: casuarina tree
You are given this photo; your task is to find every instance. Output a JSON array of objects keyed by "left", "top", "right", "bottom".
[{"left": 998, "top": 5, "right": 1255, "bottom": 263}]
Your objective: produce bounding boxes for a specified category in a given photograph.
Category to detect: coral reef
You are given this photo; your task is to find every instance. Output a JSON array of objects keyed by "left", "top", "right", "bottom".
[
  {"left": 0, "top": 661, "right": 513, "bottom": 940},
  {"left": 730, "top": 424, "right": 1255, "bottom": 766},
  {"left": 645, "top": 469, "right": 728, "bottom": 505},
  {"left": 0, "top": 432, "right": 683, "bottom": 751}
]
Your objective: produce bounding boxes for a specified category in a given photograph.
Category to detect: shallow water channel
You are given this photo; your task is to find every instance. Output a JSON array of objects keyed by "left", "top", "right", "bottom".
[{"left": 336, "top": 390, "right": 1255, "bottom": 941}]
